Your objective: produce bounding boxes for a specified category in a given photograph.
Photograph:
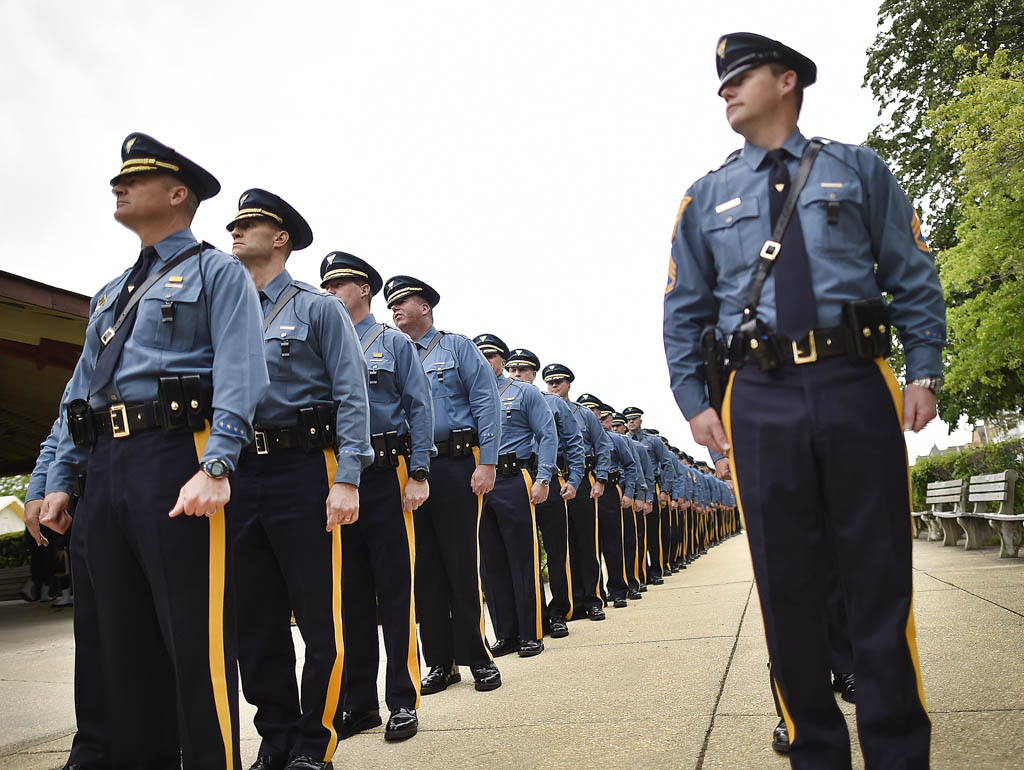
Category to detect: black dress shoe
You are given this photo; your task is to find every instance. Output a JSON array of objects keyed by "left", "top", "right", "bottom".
[
  {"left": 339, "top": 709, "right": 382, "bottom": 739},
  {"left": 518, "top": 638, "right": 544, "bottom": 657},
  {"left": 676, "top": 561, "right": 687, "bottom": 570},
  {"left": 638, "top": 584, "right": 648, "bottom": 592},
  {"left": 771, "top": 718, "right": 790, "bottom": 753},
  {"left": 470, "top": 662, "right": 502, "bottom": 691},
  {"left": 285, "top": 758, "right": 332, "bottom": 770},
  {"left": 248, "top": 756, "right": 289, "bottom": 770},
  {"left": 627, "top": 588, "right": 642, "bottom": 600},
  {"left": 489, "top": 637, "right": 519, "bottom": 657},
  {"left": 585, "top": 606, "right": 606, "bottom": 621},
  {"left": 832, "top": 672, "right": 856, "bottom": 703},
  {"left": 549, "top": 616, "right": 569, "bottom": 638},
  {"left": 612, "top": 598, "right": 628, "bottom": 608},
  {"left": 420, "top": 662, "right": 461, "bottom": 695},
  {"left": 650, "top": 575, "right": 664, "bottom": 585},
  {"left": 384, "top": 708, "right": 418, "bottom": 741}
]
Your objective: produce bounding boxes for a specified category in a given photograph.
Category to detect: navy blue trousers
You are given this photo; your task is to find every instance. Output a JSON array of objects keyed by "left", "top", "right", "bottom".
[
  {"left": 413, "top": 454, "right": 492, "bottom": 667},
  {"left": 597, "top": 483, "right": 628, "bottom": 601},
  {"left": 75, "top": 430, "right": 240, "bottom": 770},
  {"left": 534, "top": 472, "right": 574, "bottom": 621},
  {"left": 480, "top": 469, "right": 544, "bottom": 643},
  {"left": 645, "top": 495, "right": 664, "bottom": 580},
  {"left": 725, "top": 357, "right": 930, "bottom": 770},
  {"left": 621, "top": 496, "right": 641, "bottom": 592},
  {"left": 566, "top": 473, "right": 602, "bottom": 614},
  {"left": 232, "top": 447, "right": 344, "bottom": 762},
  {"left": 341, "top": 460, "right": 420, "bottom": 714}
]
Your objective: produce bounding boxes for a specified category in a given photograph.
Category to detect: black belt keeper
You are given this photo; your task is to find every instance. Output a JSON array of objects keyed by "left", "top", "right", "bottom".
[
  {"left": 608, "top": 470, "right": 622, "bottom": 486},
  {"left": 297, "top": 405, "right": 336, "bottom": 451},
  {"left": 584, "top": 455, "right": 596, "bottom": 473},
  {"left": 435, "top": 427, "right": 478, "bottom": 457},
  {"left": 371, "top": 431, "right": 410, "bottom": 469},
  {"left": 157, "top": 375, "right": 206, "bottom": 433},
  {"left": 496, "top": 452, "right": 523, "bottom": 477}
]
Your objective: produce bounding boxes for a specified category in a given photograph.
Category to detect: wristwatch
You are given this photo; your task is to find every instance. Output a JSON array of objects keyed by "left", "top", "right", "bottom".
[
  {"left": 908, "top": 377, "right": 943, "bottom": 395},
  {"left": 201, "top": 458, "right": 231, "bottom": 479},
  {"left": 410, "top": 468, "right": 429, "bottom": 482},
  {"left": 538, "top": 477, "right": 550, "bottom": 487}
]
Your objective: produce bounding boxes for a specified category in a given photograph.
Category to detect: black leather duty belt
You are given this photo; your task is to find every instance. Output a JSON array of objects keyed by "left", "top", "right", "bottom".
[
  {"left": 739, "top": 326, "right": 854, "bottom": 368},
  {"left": 497, "top": 452, "right": 533, "bottom": 477},
  {"left": 608, "top": 470, "right": 622, "bottom": 486},
  {"left": 434, "top": 428, "right": 479, "bottom": 458},
  {"left": 246, "top": 425, "right": 308, "bottom": 455},
  {"left": 91, "top": 401, "right": 164, "bottom": 438}
]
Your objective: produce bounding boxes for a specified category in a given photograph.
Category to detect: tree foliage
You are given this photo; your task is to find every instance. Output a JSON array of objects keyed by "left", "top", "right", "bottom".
[
  {"left": 863, "top": 1, "right": 1023, "bottom": 254},
  {"left": 928, "top": 50, "right": 1024, "bottom": 425}
]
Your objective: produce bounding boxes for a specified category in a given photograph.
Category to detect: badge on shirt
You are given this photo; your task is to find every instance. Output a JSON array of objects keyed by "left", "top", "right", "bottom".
[{"left": 714, "top": 197, "right": 741, "bottom": 213}]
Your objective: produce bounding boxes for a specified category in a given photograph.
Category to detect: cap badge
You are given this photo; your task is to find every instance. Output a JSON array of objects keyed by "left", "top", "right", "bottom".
[
  {"left": 717, "top": 38, "right": 728, "bottom": 59},
  {"left": 125, "top": 137, "right": 137, "bottom": 153},
  {"left": 326, "top": 254, "right": 335, "bottom": 264},
  {"left": 239, "top": 193, "right": 248, "bottom": 205}
]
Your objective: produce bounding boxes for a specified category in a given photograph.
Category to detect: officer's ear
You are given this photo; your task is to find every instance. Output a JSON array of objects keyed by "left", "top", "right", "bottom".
[{"left": 273, "top": 228, "right": 292, "bottom": 255}]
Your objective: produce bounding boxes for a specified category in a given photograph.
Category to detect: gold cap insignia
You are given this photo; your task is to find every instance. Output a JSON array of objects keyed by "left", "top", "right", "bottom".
[
  {"left": 125, "top": 137, "right": 137, "bottom": 153},
  {"left": 239, "top": 193, "right": 248, "bottom": 205},
  {"left": 717, "top": 38, "right": 728, "bottom": 59},
  {"left": 326, "top": 254, "right": 335, "bottom": 264},
  {"left": 387, "top": 280, "right": 395, "bottom": 290}
]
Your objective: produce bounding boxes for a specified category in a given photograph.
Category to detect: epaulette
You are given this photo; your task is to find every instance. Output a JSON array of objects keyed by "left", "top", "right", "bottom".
[
  {"left": 709, "top": 148, "right": 742, "bottom": 174},
  {"left": 293, "top": 280, "right": 323, "bottom": 295}
]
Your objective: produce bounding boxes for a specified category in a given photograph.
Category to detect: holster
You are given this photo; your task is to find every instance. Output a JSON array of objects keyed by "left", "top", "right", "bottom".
[
  {"left": 157, "top": 375, "right": 206, "bottom": 434},
  {"left": 841, "top": 297, "right": 892, "bottom": 361},
  {"left": 297, "top": 405, "right": 336, "bottom": 451},
  {"left": 734, "top": 317, "right": 783, "bottom": 373},
  {"left": 66, "top": 398, "right": 97, "bottom": 447},
  {"left": 700, "top": 326, "right": 728, "bottom": 414},
  {"left": 448, "top": 427, "right": 474, "bottom": 458}
]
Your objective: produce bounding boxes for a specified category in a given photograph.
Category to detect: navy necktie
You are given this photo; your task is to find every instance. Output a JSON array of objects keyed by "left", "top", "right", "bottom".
[
  {"left": 90, "top": 246, "right": 157, "bottom": 395},
  {"left": 765, "top": 148, "right": 817, "bottom": 339},
  {"left": 259, "top": 290, "right": 271, "bottom": 317}
]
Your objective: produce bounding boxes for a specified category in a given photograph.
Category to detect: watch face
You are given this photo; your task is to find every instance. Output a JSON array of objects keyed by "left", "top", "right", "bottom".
[{"left": 206, "top": 460, "right": 227, "bottom": 478}]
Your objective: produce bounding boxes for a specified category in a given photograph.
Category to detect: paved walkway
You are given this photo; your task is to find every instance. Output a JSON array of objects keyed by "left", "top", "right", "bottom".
[{"left": 2, "top": 534, "right": 1023, "bottom": 769}]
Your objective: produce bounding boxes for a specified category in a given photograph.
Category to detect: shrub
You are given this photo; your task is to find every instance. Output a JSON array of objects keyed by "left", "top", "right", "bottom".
[{"left": 911, "top": 438, "right": 1024, "bottom": 512}]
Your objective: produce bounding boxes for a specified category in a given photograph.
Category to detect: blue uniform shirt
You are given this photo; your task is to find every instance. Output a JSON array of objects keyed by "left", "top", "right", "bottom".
[
  {"left": 541, "top": 393, "right": 586, "bottom": 489},
  {"left": 47, "top": 229, "right": 269, "bottom": 495},
  {"left": 257, "top": 269, "right": 372, "bottom": 485},
  {"left": 631, "top": 429, "right": 674, "bottom": 491},
  {"left": 566, "top": 401, "right": 611, "bottom": 480},
  {"left": 356, "top": 313, "right": 435, "bottom": 472},
  {"left": 630, "top": 436, "right": 655, "bottom": 503},
  {"left": 664, "top": 129, "right": 947, "bottom": 419},
  {"left": 604, "top": 429, "right": 639, "bottom": 499},
  {"left": 417, "top": 326, "right": 500, "bottom": 465},
  {"left": 496, "top": 374, "right": 557, "bottom": 478},
  {"left": 671, "top": 455, "right": 693, "bottom": 501}
]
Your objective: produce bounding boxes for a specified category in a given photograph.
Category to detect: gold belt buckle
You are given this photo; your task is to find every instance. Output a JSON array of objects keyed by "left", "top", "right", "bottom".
[
  {"left": 254, "top": 431, "right": 269, "bottom": 455},
  {"left": 791, "top": 330, "right": 818, "bottom": 365},
  {"left": 109, "top": 403, "right": 130, "bottom": 438}
]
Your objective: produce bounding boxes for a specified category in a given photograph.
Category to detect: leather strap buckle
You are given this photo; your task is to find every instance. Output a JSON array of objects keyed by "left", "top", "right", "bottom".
[
  {"left": 100, "top": 327, "right": 115, "bottom": 346},
  {"left": 109, "top": 403, "right": 130, "bottom": 438},
  {"left": 253, "top": 431, "right": 269, "bottom": 455},
  {"left": 760, "top": 240, "right": 781, "bottom": 261},
  {"left": 791, "top": 330, "right": 818, "bottom": 365}
]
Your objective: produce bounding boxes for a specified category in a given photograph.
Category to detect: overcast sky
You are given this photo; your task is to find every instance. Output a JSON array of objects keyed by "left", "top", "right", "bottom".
[{"left": 0, "top": 0, "right": 971, "bottom": 462}]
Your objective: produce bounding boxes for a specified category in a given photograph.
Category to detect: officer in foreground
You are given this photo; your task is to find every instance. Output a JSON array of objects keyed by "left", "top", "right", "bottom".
[
  {"left": 664, "top": 33, "right": 943, "bottom": 769},
  {"left": 384, "top": 276, "right": 503, "bottom": 694},
  {"left": 41, "top": 133, "right": 269, "bottom": 769},
  {"left": 505, "top": 349, "right": 586, "bottom": 637},
  {"left": 474, "top": 334, "right": 557, "bottom": 657},
  {"left": 228, "top": 191, "right": 372, "bottom": 770},
  {"left": 321, "top": 251, "right": 434, "bottom": 743}
]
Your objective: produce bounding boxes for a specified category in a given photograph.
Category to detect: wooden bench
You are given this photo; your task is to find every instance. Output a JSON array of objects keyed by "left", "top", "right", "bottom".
[
  {"left": 924, "top": 479, "right": 967, "bottom": 546},
  {"left": 968, "top": 471, "right": 1022, "bottom": 558}
]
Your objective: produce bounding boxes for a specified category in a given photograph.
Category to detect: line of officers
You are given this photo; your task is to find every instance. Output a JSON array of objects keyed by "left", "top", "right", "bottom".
[{"left": 28, "top": 133, "right": 737, "bottom": 770}]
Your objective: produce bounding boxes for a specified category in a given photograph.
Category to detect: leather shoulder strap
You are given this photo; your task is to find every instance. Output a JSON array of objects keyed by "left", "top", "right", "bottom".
[
  {"left": 419, "top": 330, "right": 446, "bottom": 362},
  {"left": 360, "top": 322, "right": 387, "bottom": 353},
  {"left": 262, "top": 285, "right": 302, "bottom": 333}
]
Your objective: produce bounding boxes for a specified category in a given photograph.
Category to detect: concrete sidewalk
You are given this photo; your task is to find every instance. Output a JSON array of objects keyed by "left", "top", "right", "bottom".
[{"left": 2, "top": 534, "right": 1023, "bottom": 769}]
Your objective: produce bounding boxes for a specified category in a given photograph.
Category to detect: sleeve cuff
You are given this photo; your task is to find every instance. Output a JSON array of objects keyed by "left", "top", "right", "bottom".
[{"left": 904, "top": 344, "right": 944, "bottom": 381}]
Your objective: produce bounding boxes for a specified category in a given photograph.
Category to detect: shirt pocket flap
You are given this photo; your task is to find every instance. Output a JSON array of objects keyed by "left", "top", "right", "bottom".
[
  {"left": 705, "top": 197, "right": 760, "bottom": 232},
  {"left": 267, "top": 321, "right": 310, "bottom": 342},
  {"left": 800, "top": 180, "right": 864, "bottom": 206},
  {"left": 149, "top": 278, "right": 203, "bottom": 304},
  {"left": 367, "top": 355, "right": 396, "bottom": 374}
]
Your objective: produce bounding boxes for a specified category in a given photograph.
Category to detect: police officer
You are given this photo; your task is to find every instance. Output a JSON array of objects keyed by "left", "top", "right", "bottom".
[
  {"left": 645, "top": 429, "right": 680, "bottom": 571},
  {"left": 623, "top": 407, "right": 674, "bottom": 585},
  {"left": 542, "top": 364, "right": 611, "bottom": 620},
  {"left": 41, "top": 133, "right": 269, "bottom": 770},
  {"left": 612, "top": 412, "right": 654, "bottom": 590},
  {"left": 321, "top": 252, "right": 434, "bottom": 743},
  {"left": 505, "top": 349, "right": 586, "bottom": 637},
  {"left": 664, "top": 33, "right": 942, "bottom": 769},
  {"left": 599, "top": 406, "right": 645, "bottom": 599},
  {"left": 383, "top": 276, "right": 503, "bottom": 693},
  {"left": 666, "top": 443, "right": 693, "bottom": 569},
  {"left": 473, "top": 334, "right": 557, "bottom": 658},
  {"left": 227, "top": 191, "right": 372, "bottom": 770},
  {"left": 577, "top": 396, "right": 638, "bottom": 607}
]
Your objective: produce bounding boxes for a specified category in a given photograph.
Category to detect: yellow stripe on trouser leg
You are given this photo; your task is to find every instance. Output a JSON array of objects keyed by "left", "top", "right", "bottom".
[
  {"left": 590, "top": 473, "right": 602, "bottom": 602},
  {"left": 396, "top": 457, "right": 422, "bottom": 708},
  {"left": 521, "top": 470, "right": 544, "bottom": 640},
  {"left": 320, "top": 449, "right": 344, "bottom": 761},
  {"left": 192, "top": 426, "right": 234, "bottom": 770},
  {"left": 720, "top": 371, "right": 794, "bottom": 743},
  {"left": 559, "top": 473, "right": 575, "bottom": 620},
  {"left": 655, "top": 484, "right": 665, "bottom": 571},
  {"left": 616, "top": 485, "right": 628, "bottom": 587},
  {"left": 874, "top": 358, "right": 929, "bottom": 715},
  {"left": 472, "top": 447, "right": 494, "bottom": 660}
]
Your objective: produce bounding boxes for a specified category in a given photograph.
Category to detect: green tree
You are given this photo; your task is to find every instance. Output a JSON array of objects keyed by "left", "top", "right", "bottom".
[
  {"left": 928, "top": 50, "right": 1024, "bottom": 424},
  {"left": 863, "top": 1, "right": 1022, "bottom": 253}
]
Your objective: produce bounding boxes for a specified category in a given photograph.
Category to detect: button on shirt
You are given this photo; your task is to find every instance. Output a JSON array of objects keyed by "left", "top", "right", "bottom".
[
  {"left": 604, "top": 429, "right": 639, "bottom": 498},
  {"left": 257, "top": 270, "right": 372, "bottom": 485},
  {"left": 416, "top": 326, "right": 500, "bottom": 465},
  {"left": 567, "top": 401, "right": 611, "bottom": 480},
  {"left": 496, "top": 374, "right": 557, "bottom": 478},
  {"left": 47, "top": 229, "right": 269, "bottom": 495},
  {"left": 664, "top": 129, "right": 947, "bottom": 419},
  {"left": 541, "top": 393, "right": 586, "bottom": 489},
  {"left": 356, "top": 313, "right": 435, "bottom": 473}
]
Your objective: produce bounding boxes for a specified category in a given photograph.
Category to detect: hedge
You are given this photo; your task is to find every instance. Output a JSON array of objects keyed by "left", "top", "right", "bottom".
[
  {"left": 0, "top": 530, "right": 31, "bottom": 568},
  {"left": 911, "top": 438, "right": 1024, "bottom": 513}
]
